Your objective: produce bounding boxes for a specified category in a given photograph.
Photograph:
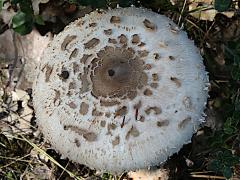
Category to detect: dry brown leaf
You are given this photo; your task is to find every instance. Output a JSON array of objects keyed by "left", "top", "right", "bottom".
[
  {"left": 189, "top": 2, "right": 234, "bottom": 21},
  {"left": 128, "top": 169, "right": 169, "bottom": 180}
]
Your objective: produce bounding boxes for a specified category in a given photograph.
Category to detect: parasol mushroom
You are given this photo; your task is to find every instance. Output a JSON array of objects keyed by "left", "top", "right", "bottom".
[{"left": 33, "top": 7, "right": 209, "bottom": 174}]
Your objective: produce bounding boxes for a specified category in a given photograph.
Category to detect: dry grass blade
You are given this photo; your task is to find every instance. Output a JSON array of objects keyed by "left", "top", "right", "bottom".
[
  {"left": 0, "top": 154, "right": 30, "bottom": 169},
  {"left": 178, "top": 0, "right": 187, "bottom": 26},
  {"left": 6, "top": 134, "right": 83, "bottom": 180},
  {"left": 190, "top": 174, "right": 226, "bottom": 179}
]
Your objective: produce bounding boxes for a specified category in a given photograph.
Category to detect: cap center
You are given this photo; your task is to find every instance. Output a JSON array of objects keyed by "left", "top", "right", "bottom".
[
  {"left": 106, "top": 63, "right": 131, "bottom": 83},
  {"left": 90, "top": 47, "right": 148, "bottom": 100}
]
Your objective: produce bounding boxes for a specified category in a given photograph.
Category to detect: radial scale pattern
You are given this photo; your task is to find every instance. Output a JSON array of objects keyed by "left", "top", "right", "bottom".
[{"left": 33, "top": 7, "right": 209, "bottom": 174}]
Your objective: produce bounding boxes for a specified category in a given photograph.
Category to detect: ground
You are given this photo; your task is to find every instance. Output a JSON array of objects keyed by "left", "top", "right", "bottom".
[{"left": 0, "top": 0, "right": 240, "bottom": 179}]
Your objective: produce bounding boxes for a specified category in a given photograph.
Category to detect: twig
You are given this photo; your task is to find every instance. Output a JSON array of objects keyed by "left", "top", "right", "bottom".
[
  {"left": 0, "top": 155, "right": 31, "bottom": 162},
  {"left": 121, "top": 116, "right": 125, "bottom": 128},
  {"left": 6, "top": 32, "right": 18, "bottom": 90},
  {"left": 191, "top": 171, "right": 215, "bottom": 174},
  {"left": 0, "top": 154, "right": 30, "bottom": 169},
  {"left": 9, "top": 135, "right": 83, "bottom": 180},
  {"left": 59, "top": 161, "right": 70, "bottom": 179},
  {"left": 117, "top": 172, "right": 126, "bottom": 180},
  {"left": 190, "top": 174, "right": 225, "bottom": 179},
  {"left": 13, "top": 35, "right": 26, "bottom": 90},
  {"left": 185, "top": 18, "right": 205, "bottom": 34},
  {"left": 178, "top": 0, "right": 187, "bottom": 26}
]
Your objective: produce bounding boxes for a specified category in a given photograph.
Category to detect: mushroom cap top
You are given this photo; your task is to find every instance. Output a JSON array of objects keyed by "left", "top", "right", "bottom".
[{"left": 33, "top": 7, "right": 209, "bottom": 174}]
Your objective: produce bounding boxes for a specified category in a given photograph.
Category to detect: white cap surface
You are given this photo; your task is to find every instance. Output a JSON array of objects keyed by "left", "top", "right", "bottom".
[{"left": 33, "top": 7, "right": 209, "bottom": 174}]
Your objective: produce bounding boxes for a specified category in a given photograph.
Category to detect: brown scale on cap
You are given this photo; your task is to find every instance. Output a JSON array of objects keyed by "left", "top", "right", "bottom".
[
  {"left": 80, "top": 54, "right": 92, "bottom": 64},
  {"left": 138, "top": 42, "right": 146, "bottom": 47},
  {"left": 112, "top": 136, "right": 120, "bottom": 146},
  {"left": 108, "top": 38, "right": 117, "bottom": 44},
  {"left": 144, "top": 64, "right": 152, "bottom": 70},
  {"left": 53, "top": 90, "right": 61, "bottom": 105},
  {"left": 79, "top": 102, "right": 89, "bottom": 115},
  {"left": 67, "top": 90, "right": 73, "bottom": 96},
  {"left": 143, "top": 19, "right": 157, "bottom": 30},
  {"left": 150, "top": 83, "right": 158, "bottom": 89},
  {"left": 100, "top": 100, "right": 120, "bottom": 107},
  {"left": 74, "top": 138, "right": 80, "bottom": 147},
  {"left": 118, "top": 34, "right": 128, "bottom": 44},
  {"left": 79, "top": 67, "right": 90, "bottom": 94},
  {"left": 107, "top": 123, "right": 117, "bottom": 135},
  {"left": 89, "top": 22, "right": 97, "bottom": 27},
  {"left": 68, "top": 81, "right": 76, "bottom": 90},
  {"left": 90, "top": 47, "right": 147, "bottom": 100},
  {"left": 145, "top": 107, "right": 161, "bottom": 115},
  {"left": 143, "top": 88, "right": 153, "bottom": 96},
  {"left": 84, "top": 38, "right": 100, "bottom": 49},
  {"left": 43, "top": 65, "right": 53, "bottom": 82},
  {"left": 110, "top": 16, "right": 121, "bottom": 23},
  {"left": 139, "top": 116, "right": 145, "bottom": 122},
  {"left": 72, "top": 62, "right": 80, "bottom": 74},
  {"left": 157, "top": 120, "right": 169, "bottom": 127},
  {"left": 183, "top": 96, "right": 192, "bottom": 110},
  {"left": 153, "top": 53, "right": 160, "bottom": 60},
  {"left": 134, "top": 101, "right": 142, "bottom": 110},
  {"left": 108, "top": 123, "right": 117, "bottom": 130},
  {"left": 103, "top": 29, "right": 112, "bottom": 35},
  {"left": 91, "top": 57, "right": 101, "bottom": 69},
  {"left": 125, "top": 27, "right": 131, "bottom": 31},
  {"left": 76, "top": 20, "right": 85, "bottom": 27},
  {"left": 131, "top": 34, "right": 140, "bottom": 44},
  {"left": 170, "top": 77, "right": 181, "bottom": 87},
  {"left": 126, "top": 91, "right": 138, "bottom": 100},
  {"left": 159, "top": 42, "right": 168, "bottom": 48},
  {"left": 105, "top": 112, "right": 111, "bottom": 118},
  {"left": 152, "top": 73, "right": 158, "bottom": 81},
  {"left": 138, "top": 50, "right": 149, "bottom": 57},
  {"left": 92, "top": 109, "right": 103, "bottom": 116},
  {"left": 100, "top": 120, "right": 106, "bottom": 127},
  {"left": 69, "top": 48, "right": 78, "bottom": 59},
  {"left": 61, "top": 35, "right": 77, "bottom": 51},
  {"left": 68, "top": 102, "right": 77, "bottom": 109},
  {"left": 83, "top": 133, "right": 97, "bottom": 142},
  {"left": 64, "top": 125, "right": 97, "bottom": 142},
  {"left": 126, "top": 126, "right": 140, "bottom": 140},
  {"left": 178, "top": 117, "right": 191, "bottom": 129},
  {"left": 115, "top": 106, "right": 128, "bottom": 117},
  {"left": 97, "top": 46, "right": 115, "bottom": 58},
  {"left": 126, "top": 47, "right": 135, "bottom": 56}
]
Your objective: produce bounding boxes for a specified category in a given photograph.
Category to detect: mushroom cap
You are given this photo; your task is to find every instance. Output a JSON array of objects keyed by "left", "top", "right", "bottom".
[{"left": 33, "top": 7, "right": 209, "bottom": 174}]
